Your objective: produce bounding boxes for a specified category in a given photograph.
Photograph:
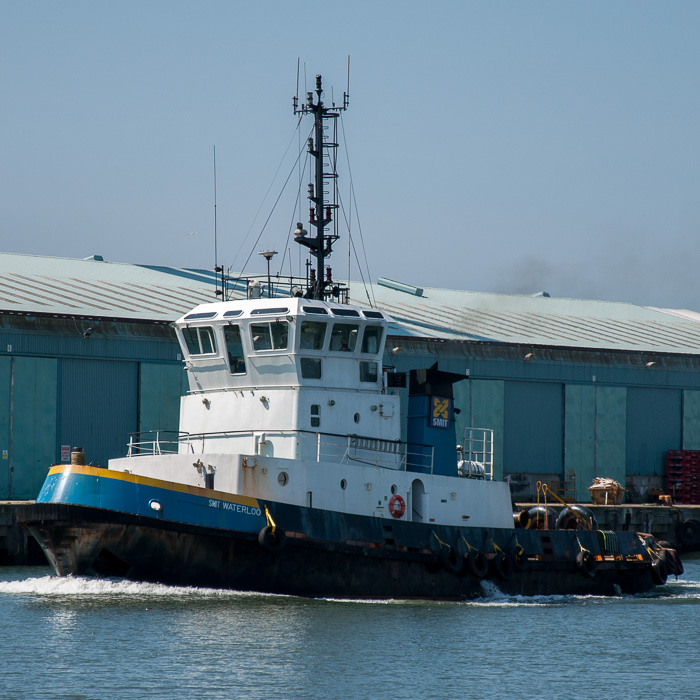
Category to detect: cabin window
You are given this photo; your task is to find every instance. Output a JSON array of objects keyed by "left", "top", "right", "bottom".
[
  {"left": 299, "top": 321, "right": 327, "bottom": 350},
  {"left": 300, "top": 358, "right": 322, "bottom": 379},
  {"left": 361, "top": 326, "right": 383, "bottom": 354},
  {"left": 251, "top": 307, "right": 289, "bottom": 316},
  {"left": 182, "top": 326, "right": 217, "bottom": 356},
  {"left": 224, "top": 325, "right": 246, "bottom": 374},
  {"left": 360, "top": 361, "right": 378, "bottom": 383},
  {"left": 330, "top": 323, "right": 358, "bottom": 352},
  {"left": 310, "top": 404, "right": 320, "bottom": 428},
  {"left": 250, "top": 321, "right": 289, "bottom": 351},
  {"left": 184, "top": 311, "right": 217, "bottom": 320}
]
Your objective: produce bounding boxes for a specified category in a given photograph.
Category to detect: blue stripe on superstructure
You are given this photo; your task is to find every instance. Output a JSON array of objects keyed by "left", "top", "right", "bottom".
[{"left": 36, "top": 471, "right": 266, "bottom": 534}]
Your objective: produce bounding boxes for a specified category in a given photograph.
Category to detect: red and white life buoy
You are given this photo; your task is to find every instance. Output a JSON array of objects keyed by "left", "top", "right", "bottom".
[{"left": 389, "top": 494, "right": 406, "bottom": 518}]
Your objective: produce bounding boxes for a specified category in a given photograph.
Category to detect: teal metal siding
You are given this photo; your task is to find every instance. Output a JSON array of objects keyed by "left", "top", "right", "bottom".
[
  {"left": 10, "top": 357, "right": 58, "bottom": 499},
  {"left": 594, "top": 386, "right": 627, "bottom": 490},
  {"left": 59, "top": 358, "right": 137, "bottom": 467},
  {"left": 564, "top": 385, "right": 627, "bottom": 501},
  {"left": 564, "top": 385, "right": 596, "bottom": 500},
  {"left": 138, "top": 362, "right": 186, "bottom": 435},
  {"left": 455, "top": 379, "right": 505, "bottom": 479},
  {"left": 504, "top": 381, "right": 563, "bottom": 476},
  {"left": 0, "top": 357, "right": 10, "bottom": 499},
  {"left": 682, "top": 390, "right": 700, "bottom": 449},
  {"left": 626, "top": 387, "right": 681, "bottom": 476}
]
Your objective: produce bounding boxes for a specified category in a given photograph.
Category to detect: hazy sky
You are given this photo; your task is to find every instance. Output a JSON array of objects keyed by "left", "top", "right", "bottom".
[{"left": 2, "top": 2, "right": 699, "bottom": 309}]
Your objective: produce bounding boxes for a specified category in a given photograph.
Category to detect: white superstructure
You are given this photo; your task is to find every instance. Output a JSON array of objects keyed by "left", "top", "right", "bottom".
[{"left": 110, "top": 296, "right": 514, "bottom": 529}]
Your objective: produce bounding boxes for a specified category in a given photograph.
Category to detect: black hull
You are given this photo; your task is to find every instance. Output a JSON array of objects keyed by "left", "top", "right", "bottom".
[{"left": 17, "top": 502, "right": 663, "bottom": 599}]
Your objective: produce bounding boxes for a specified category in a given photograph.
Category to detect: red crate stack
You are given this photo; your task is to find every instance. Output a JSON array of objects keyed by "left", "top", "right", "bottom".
[{"left": 666, "top": 450, "right": 700, "bottom": 504}]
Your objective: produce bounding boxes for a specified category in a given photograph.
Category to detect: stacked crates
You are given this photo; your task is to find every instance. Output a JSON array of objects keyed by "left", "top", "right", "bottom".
[{"left": 666, "top": 450, "right": 700, "bottom": 504}]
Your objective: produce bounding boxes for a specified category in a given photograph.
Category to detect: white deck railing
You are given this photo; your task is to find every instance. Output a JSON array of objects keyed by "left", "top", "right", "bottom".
[{"left": 126, "top": 429, "right": 434, "bottom": 473}]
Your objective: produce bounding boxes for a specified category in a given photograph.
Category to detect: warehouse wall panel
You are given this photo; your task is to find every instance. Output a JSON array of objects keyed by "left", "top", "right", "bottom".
[
  {"left": 504, "top": 381, "right": 563, "bottom": 478},
  {"left": 59, "top": 358, "right": 138, "bottom": 467},
  {"left": 626, "top": 387, "right": 681, "bottom": 476},
  {"left": 0, "top": 357, "right": 11, "bottom": 499},
  {"left": 138, "top": 362, "right": 187, "bottom": 436},
  {"left": 459, "top": 379, "right": 505, "bottom": 478},
  {"left": 682, "top": 390, "right": 700, "bottom": 449},
  {"left": 592, "top": 387, "right": 627, "bottom": 497},
  {"left": 10, "top": 357, "right": 58, "bottom": 499},
  {"left": 564, "top": 384, "right": 596, "bottom": 501}
]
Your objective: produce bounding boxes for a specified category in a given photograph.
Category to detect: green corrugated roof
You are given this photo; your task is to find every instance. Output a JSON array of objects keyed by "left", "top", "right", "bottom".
[{"left": 1, "top": 252, "right": 699, "bottom": 354}]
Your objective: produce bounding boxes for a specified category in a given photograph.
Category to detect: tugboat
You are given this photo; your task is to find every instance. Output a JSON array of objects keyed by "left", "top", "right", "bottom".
[{"left": 18, "top": 75, "right": 682, "bottom": 598}]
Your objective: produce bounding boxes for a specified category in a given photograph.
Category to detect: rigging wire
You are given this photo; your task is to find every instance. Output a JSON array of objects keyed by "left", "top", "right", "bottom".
[
  {"left": 236, "top": 134, "right": 310, "bottom": 279},
  {"left": 229, "top": 120, "right": 309, "bottom": 272},
  {"left": 278, "top": 154, "right": 310, "bottom": 275},
  {"left": 339, "top": 115, "right": 376, "bottom": 307}
]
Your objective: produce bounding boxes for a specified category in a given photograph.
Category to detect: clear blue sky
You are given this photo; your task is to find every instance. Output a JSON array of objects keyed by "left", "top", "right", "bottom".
[{"left": 2, "top": 1, "right": 699, "bottom": 309}]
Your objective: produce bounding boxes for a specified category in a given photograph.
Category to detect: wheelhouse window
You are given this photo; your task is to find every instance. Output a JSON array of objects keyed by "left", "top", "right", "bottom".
[
  {"left": 310, "top": 404, "right": 321, "bottom": 428},
  {"left": 299, "top": 321, "right": 327, "bottom": 350},
  {"left": 300, "top": 358, "right": 322, "bottom": 379},
  {"left": 330, "top": 323, "right": 358, "bottom": 352},
  {"left": 360, "top": 361, "right": 378, "bottom": 383},
  {"left": 182, "top": 326, "right": 217, "bottom": 355},
  {"left": 361, "top": 326, "right": 383, "bottom": 354},
  {"left": 224, "top": 325, "right": 246, "bottom": 374},
  {"left": 250, "top": 321, "right": 289, "bottom": 351}
]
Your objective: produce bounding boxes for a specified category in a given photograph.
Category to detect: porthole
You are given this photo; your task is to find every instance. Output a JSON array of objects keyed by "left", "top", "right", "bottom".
[
  {"left": 390, "top": 484, "right": 397, "bottom": 495},
  {"left": 340, "top": 479, "right": 347, "bottom": 490},
  {"left": 354, "top": 413, "right": 360, "bottom": 424},
  {"left": 278, "top": 471, "right": 289, "bottom": 486}
]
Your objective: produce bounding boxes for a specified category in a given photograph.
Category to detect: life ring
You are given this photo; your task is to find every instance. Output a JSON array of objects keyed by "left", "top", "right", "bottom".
[
  {"left": 389, "top": 494, "right": 406, "bottom": 519},
  {"left": 575, "top": 550, "right": 597, "bottom": 578},
  {"left": 258, "top": 525, "right": 286, "bottom": 553},
  {"left": 650, "top": 558, "right": 668, "bottom": 585},
  {"left": 676, "top": 519, "right": 700, "bottom": 548},
  {"left": 464, "top": 549, "right": 489, "bottom": 578},
  {"left": 491, "top": 552, "right": 514, "bottom": 581}
]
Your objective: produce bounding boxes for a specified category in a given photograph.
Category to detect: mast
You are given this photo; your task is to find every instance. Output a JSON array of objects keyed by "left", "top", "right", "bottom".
[{"left": 293, "top": 74, "right": 349, "bottom": 300}]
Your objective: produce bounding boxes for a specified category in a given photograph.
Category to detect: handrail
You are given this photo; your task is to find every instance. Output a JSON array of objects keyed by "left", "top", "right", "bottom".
[{"left": 125, "top": 428, "right": 434, "bottom": 472}]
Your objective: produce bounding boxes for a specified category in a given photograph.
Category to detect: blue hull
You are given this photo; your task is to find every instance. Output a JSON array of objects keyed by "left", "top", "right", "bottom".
[{"left": 17, "top": 465, "right": 667, "bottom": 598}]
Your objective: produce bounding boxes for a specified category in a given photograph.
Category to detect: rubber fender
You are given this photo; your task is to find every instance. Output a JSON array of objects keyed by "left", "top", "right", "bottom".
[
  {"left": 650, "top": 558, "right": 668, "bottom": 585},
  {"left": 511, "top": 545, "right": 528, "bottom": 572},
  {"left": 575, "top": 550, "right": 597, "bottom": 578},
  {"left": 676, "top": 519, "right": 700, "bottom": 548},
  {"left": 557, "top": 504, "right": 599, "bottom": 531},
  {"left": 491, "top": 552, "right": 514, "bottom": 581},
  {"left": 657, "top": 547, "right": 684, "bottom": 577},
  {"left": 464, "top": 550, "right": 489, "bottom": 579},
  {"left": 439, "top": 546, "right": 463, "bottom": 576},
  {"left": 527, "top": 506, "right": 559, "bottom": 530},
  {"left": 258, "top": 525, "right": 286, "bottom": 553}
]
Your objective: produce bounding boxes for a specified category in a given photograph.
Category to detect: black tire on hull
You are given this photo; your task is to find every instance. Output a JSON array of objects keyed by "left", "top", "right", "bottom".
[
  {"left": 439, "top": 546, "right": 463, "bottom": 575},
  {"left": 575, "top": 550, "right": 597, "bottom": 578},
  {"left": 464, "top": 550, "right": 489, "bottom": 579},
  {"left": 556, "top": 505, "right": 598, "bottom": 531},
  {"left": 511, "top": 546, "right": 528, "bottom": 572},
  {"left": 258, "top": 525, "right": 286, "bottom": 553},
  {"left": 491, "top": 553, "right": 514, "bottom": 581},
  {"left": 677, "top": 519, "right": 700, "bottom": 548},
  {"left": 650, "top": 558, "right": 668, "bottom": 585}
]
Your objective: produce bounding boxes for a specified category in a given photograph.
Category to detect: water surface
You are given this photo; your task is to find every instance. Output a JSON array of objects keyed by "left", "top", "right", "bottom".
[{"left": 1, "top": 558, "right": 698, "bottom": 699}]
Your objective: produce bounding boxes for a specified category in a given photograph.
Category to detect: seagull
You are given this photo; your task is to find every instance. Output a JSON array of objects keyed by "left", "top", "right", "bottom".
[
  {"left": 186, "top": 232, "right": 198, "bottom": 236},
  {"left": 82, "top": 328, "right": 94, "bottom": 338}
]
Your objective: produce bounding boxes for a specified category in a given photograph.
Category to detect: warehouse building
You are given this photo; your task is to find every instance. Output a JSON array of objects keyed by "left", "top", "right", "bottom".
[{"left": 2, "top": 251, "right": 700, "bottom": 504}]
